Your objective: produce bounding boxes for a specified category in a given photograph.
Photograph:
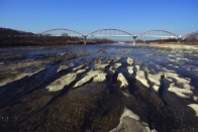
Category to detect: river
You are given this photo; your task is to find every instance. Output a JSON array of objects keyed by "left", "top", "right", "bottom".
[{"left": 0, "top": 43, "right": 198, "bottom": 131}]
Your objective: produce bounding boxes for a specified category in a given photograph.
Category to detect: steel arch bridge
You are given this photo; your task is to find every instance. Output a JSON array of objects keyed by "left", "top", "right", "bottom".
[
  {"left": 40, "top": 28, "right": 84, "bottom": 37},
  {"left": 86, "top": 28, "right": 133, "bottom": 37},
  {"left": 182, "top": 32, "right": 198, "bottom": 40},
  {"left": 85, "top": 28, "right": 135, "bottom": 45},
  {"left": 39, "top": 28, "right": 194, "bottom": 45},
  {"left": 136, "top": 30, "right": 178, "bottom": 39},
  {"left": 39, "top": 28, "right": 135, "bottom": 45}
]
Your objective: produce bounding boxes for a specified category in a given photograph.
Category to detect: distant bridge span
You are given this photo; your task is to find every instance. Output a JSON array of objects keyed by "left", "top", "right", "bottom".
[
  {"left": 84, "top": 28, "right": 136, "bottom": 45},
  {"left": 86, "top": 28, "right": 133, "bottom": 37},
  {"left": 137, "top": 30, "right": 178, "bottom": 38},
  {"left": 182, "top": 32, "right": 197, "bottom": 39},
  {"left": 39, "top": 28, "right": 194, "bottom": 45},
  {"left": 40, "top": 28, "right": 84, "bottom": 37}
]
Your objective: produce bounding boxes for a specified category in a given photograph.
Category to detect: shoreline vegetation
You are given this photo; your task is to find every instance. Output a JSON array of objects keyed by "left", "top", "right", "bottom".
[
  {"left": 1, "top": 28, "right": 198, "bottom": 47},
  {"left": 0, "top": 28, "right": 114, "bottom": 46}
]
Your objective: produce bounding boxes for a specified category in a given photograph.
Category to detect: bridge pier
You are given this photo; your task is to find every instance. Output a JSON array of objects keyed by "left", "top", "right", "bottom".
[
  {"left": 83, "top": 36, "right": 87, "bottom": 45},
  {"left": 133, "top": 36, "right": 137, "bottom": 46},
  {"left": 177, "top": 35, "right": 182, "bottom": 44}
]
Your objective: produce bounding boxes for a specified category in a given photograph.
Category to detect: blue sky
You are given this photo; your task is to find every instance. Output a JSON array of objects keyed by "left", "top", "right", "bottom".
[{"left": 0, "top": 0, "right": 197, "bottom": 35}]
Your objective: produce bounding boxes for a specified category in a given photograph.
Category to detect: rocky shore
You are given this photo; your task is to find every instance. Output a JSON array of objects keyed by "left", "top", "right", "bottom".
[{"left": 0, "top": 44, "right": 198, "bottom": 131}]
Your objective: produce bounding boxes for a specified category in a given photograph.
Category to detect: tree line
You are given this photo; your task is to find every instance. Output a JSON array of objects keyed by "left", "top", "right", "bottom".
[
  {"left": 0, "top": 28, "right": 197, "bottom": 46},
  {"left": 0, "top": 28, "right": 114, "bottom": 46}
]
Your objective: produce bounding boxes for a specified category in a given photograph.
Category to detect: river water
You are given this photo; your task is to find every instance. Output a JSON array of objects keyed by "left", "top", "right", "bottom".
[
  {"left": 2, "top": 43, "right": 197, "bottom": 88},
  {"left": 0, "top": 43, "right": 198, "bottom": 131}
]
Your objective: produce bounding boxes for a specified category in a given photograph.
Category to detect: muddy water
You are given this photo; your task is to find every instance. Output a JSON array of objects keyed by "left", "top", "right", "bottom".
[{"left": 0, "top": 44, "right": 198, "bottom": 131}]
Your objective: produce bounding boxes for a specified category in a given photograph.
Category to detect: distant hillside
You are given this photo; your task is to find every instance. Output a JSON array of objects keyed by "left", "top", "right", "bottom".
[
  {"left": 0, "top": 28, "right": 114, "bottom": 46},
  {"left": 0, "top": 28, "right": 34, "bottom": 36}
]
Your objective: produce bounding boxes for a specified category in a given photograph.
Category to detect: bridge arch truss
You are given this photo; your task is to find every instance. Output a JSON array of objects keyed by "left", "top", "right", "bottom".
[
  {"left": 86, "top": 28, "right": 133, "bottom": 39},
  {"left": 39, "top": 28, "right": 84, "bottom": 37},
  {"left": 38, "top": 28, "right": 197, "bottom": 45},
  {"left": 182, "top": 32, "right": 198, "bottom": 40},
  {"left": 136, "top": 30, "right": 178, "bottom": 40}
]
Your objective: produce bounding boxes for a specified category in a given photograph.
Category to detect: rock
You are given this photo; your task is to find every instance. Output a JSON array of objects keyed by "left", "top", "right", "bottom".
[
  {"left": 165, "top": 72, "right": 193, "bottom": 98},
  {"left": 188, "top": 104, "right": 198, "bottom": 117},
  {"left": 72, "top": 64, "right": 85, "bottom": 71},
  {"left": 117, "top": 73, "right": 128, "bottom": 88},
  {"left": 73, "top": 70, "right": 101, "bottom": 88},
  {"left": 95, "top": 57, "right": 102, "bottom": 64},
  {"left": 136, "top": 65, "right": 140, "bottom": 70},
  {"left": 95, "top": 63, "right": 108, "bottom": 69},
  {"left": 76, "top": 68, "right": 87, "bottom": 74},
  {"left": 168, "top": 83, "right": 193, "bottom": 98},
  {"left": 135, "top": 70, "right": 149, "bottom": 88},
  {"left": 110, "top": 107, "right": 150, "bottom": 132},
  {"left": 114, "top": 56, "right": 121, "bottom": 62},
  {"left": 57, "top": 64, "right": 68, "bottom": 72},
  {"left": 115, "top": 63, "right": 122, "bottom": 69},
  {"left": 0, "top": 73, "right": 27, "bottom": 87},
  {"left": 126, "top": 57, "right": 133, "bottom": 65},
  {"left": 109, "top": 66, "right": 116, "bottom": 73},
  {"left": 148, "top": 73, "right": 161, "bottom": 92},
  {"left": 109, "top": 63, "right": 122, "bottom": 73},
  {"left": 193, "top": 96, "right": 198, "bottom": 102},
  {"left": 94, "top": 57, "right": 110, "bottom": 69},
  {"left": 0, "top": 67, "right": 44, "bottom": 87},
  {"left": 165, "top": 72, "right": 191, "bottom": 87},
  {"left": 94, "top": 57, "right": 109, "bottom": 69},
  {"left": 93, "top": 72, "right": 107, "bottom": 82},
  {"left": 47, "top": 73, "right": 76, "bottom": 92},
  {"left": 127, "top": 66, "right": 133, "bottom": 75}
]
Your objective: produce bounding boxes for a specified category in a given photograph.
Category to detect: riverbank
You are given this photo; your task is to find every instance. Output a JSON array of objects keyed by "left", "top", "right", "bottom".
[
  {"left": 137, "top": 42, "right": 198, "bottom": 50},
  {"left": 0, "top": 44, "right": 198, "bottom": 131}
]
